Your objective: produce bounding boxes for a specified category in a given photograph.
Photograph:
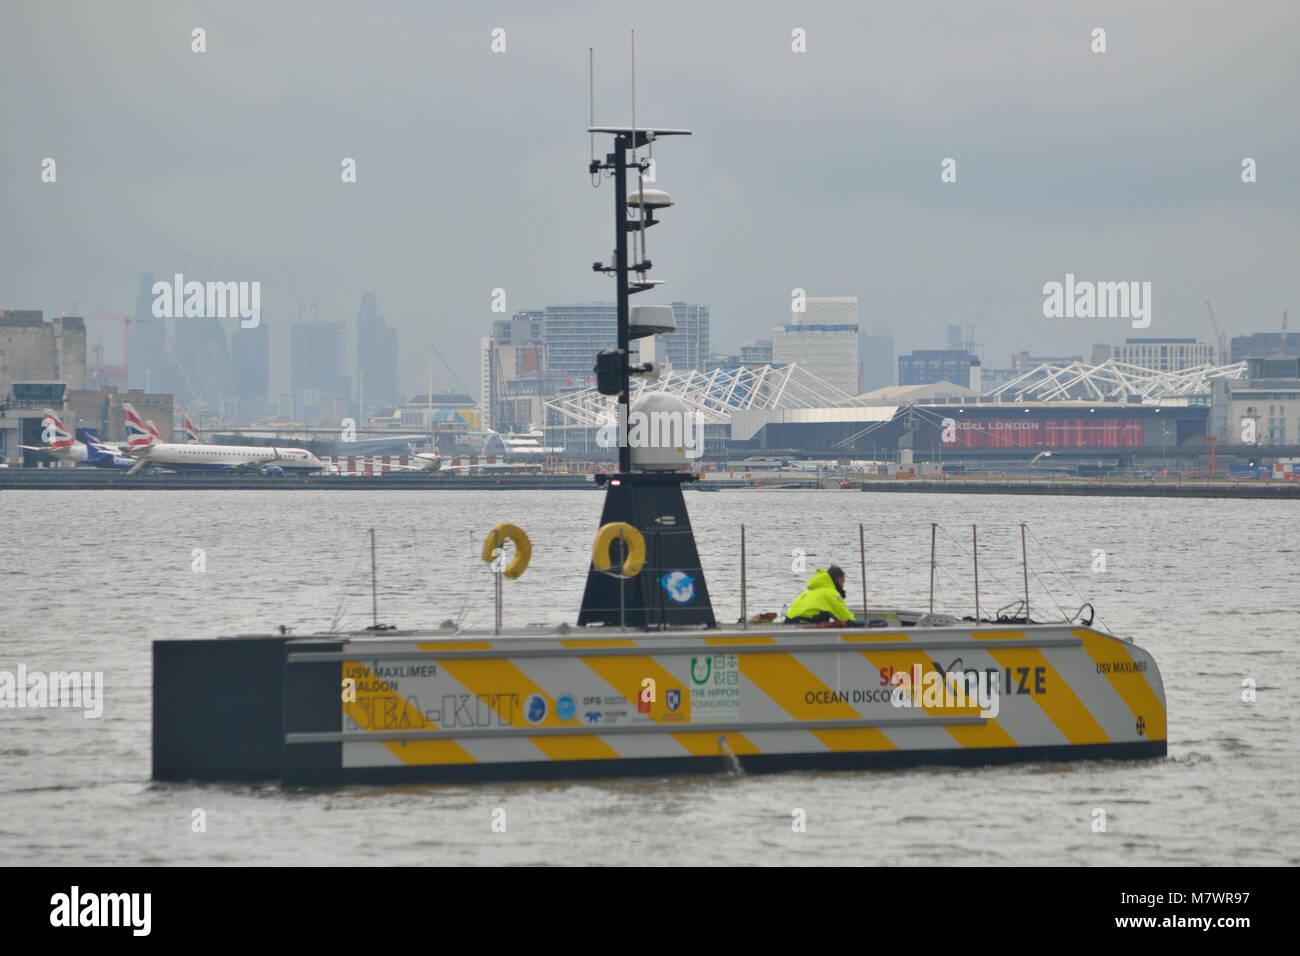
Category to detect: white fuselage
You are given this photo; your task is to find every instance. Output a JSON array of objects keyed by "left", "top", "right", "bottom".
[{"left": 131, "top": 442, "right": 324, "bottom": 471}]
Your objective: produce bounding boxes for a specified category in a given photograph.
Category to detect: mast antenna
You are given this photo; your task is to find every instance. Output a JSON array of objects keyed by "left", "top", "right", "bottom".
[
  {"left": 631, "top": 31, "right": 648, "bottom": 273},
  {"left": 589, "top": 48, "right": 599, "bottom": 187}
]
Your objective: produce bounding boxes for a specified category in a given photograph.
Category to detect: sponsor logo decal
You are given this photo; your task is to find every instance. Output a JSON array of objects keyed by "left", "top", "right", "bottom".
[
  {"left": 661, "top": 570, "right": 695, "bottom": 604},
  {"left": 523, "top": 693, "right": 548, "bottom": 724}
]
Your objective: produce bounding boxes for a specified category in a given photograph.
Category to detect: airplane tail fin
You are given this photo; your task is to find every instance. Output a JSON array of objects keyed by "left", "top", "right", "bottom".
[
  {"left": 184, "top": 414, "right": 199, "bottom": 443},
  {"left": 145, "top": 420, "right": 163, "bottom": 441},
  {"left": 122, "top": 403, "right": 154, "bottom": 451},
  {"left": 41, "top": 408, "right": 74, "bottom": 450}
]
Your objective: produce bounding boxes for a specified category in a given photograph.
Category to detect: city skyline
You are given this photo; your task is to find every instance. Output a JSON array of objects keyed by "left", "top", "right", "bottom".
[{"left": 3, "top": 2, "right": 1295, "bottom": 411}]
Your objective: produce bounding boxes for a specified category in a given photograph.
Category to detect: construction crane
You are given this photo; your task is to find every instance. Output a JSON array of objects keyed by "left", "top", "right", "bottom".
[
  {"left": 71, "top": 314, "right": 153, "bottom": 385},
  {"left": 1204, "top": 301, "right": 1227, "bottom": 365}
]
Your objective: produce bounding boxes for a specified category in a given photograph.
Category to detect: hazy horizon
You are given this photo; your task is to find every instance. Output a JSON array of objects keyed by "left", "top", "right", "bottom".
[{"left": 3, "top": 0, "right": 1296, "bottom": 402}]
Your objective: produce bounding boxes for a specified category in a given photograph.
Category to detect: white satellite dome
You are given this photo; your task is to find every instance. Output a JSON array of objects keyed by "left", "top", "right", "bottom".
[{"left": 628, "top": 392, "right": 694, "bottom": 472}]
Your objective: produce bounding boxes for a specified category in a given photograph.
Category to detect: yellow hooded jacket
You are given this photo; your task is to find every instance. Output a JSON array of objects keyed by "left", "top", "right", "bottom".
[{"left": 786, "top": 569, "right": 853, "bottom": 622}]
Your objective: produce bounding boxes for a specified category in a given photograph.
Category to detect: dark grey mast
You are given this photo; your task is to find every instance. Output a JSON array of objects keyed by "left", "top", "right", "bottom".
[{"left": 576, "top": 124, "right": 716, "bottom": 629}]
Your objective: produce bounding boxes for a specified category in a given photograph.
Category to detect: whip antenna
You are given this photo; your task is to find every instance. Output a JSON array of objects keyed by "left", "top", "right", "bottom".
[
  {"left": 631, "top": 30, "right": 647, "bottom": 271},
  {"left": 589, "top": 48, "right": 600, "bottom": 186}
]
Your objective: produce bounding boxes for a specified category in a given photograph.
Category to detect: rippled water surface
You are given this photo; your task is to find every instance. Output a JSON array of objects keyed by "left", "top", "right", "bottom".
[{"left": 0, "top": 488, "right": 1295, "bottom": 865}]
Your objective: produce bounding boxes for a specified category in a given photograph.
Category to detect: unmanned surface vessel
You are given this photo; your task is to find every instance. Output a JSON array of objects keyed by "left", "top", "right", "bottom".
[{"left": 152, "top": 115, "right": 1166, "bottom": 786}]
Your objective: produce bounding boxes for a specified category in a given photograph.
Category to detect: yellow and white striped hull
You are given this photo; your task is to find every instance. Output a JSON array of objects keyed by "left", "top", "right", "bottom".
[{"left": 273, "top": 623, "right": 1166, "bottom": 784}]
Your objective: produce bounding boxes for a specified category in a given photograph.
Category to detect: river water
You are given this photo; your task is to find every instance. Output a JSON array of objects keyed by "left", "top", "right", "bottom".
[{"left": 0, "top": 488, "right": 1295, "bottom": 865}]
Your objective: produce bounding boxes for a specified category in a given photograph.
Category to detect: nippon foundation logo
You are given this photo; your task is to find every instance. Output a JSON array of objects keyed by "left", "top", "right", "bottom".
[
  {"left": 49, "top": 886, "right": 150, "bottom": 936},
  {"left": 0, "top": 665, "right": 103, "bottom": 718},
  {"left": 595, "top": 405, "right": 706, "bottom": 459},
  {"left": 1042, "top": 273, "right": 1151, "bottom": 329},
  {"left": 152, "top": 272, "right": 261, "bottom": 328},
  {"left": 889, "top": 665, "right": 1000, "bottom": 718}
]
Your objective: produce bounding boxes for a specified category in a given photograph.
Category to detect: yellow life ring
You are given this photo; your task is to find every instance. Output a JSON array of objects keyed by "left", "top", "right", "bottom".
[
  {"left": 482, "top": 523, "right": 531, "bottom": 579},
  {"left": 592, "top": 522, "right": 646, "bottom": 577}
]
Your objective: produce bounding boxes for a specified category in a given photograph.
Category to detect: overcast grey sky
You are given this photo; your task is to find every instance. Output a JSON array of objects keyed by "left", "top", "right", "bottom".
[{"left": 2, "top": 0, "right": 1297, "bottom": 398}]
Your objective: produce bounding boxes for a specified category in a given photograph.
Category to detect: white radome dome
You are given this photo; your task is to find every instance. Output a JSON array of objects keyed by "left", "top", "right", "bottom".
[{"left": 629, "top": 393, "right": 693, "bottom": 472}]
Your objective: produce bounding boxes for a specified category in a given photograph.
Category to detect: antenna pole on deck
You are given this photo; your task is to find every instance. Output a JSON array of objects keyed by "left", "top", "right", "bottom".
[
  {"left": 859, "top": 523, "right": 868, "bottom": 619},
  {"left": 740, "top": 524, "right": 747, "bottom": 626},
  {"left": 370, "top": 528, "right": 378, "bottom": 628},
  {"left": 929, "top": 523, "right": 936, "bottom": 614},
  {"left": 972, "top": 524, "right": 980, "bottom": 623},
  {"left": 1021, "top": 523, "right": 1030, "bottom": 622}
]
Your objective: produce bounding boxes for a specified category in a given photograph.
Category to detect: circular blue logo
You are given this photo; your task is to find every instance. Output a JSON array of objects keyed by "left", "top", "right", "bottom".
[
  {"left": 660, "top": 570, "right": 696, "bottom": 605},
  {"left": 556, "top": 694, "right": 576, "bottom": 721},
  {"left": 523, "top": 693, "right": 548, "bottom": 724}
]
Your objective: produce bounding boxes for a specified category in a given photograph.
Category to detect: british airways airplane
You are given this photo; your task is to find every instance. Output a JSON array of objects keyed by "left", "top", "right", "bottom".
[
  {"left": 20, "top": 409, "right": 134, "bottom": 469},
  {"left": 122, "top": 403, "right": 325, "bottom": 475}
]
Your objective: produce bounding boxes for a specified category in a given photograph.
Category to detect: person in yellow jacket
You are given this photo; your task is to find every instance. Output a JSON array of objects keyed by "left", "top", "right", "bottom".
[{"left": 785, "top": 565, "right": 858, "bottom": 624}]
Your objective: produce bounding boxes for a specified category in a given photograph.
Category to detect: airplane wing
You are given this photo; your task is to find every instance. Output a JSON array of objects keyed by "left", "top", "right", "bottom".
[
  {"left": 381, "top": 462, "right": 442, "bottom": 473},
  {"left": 224, "top": 447, "right": 282, "bottom": 473},
  {"left": 128, "top": 458, "right": 150, "bottom": 475}
]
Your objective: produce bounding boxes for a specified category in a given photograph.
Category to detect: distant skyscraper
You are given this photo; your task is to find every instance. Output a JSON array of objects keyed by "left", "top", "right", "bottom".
[
  {"left": 231, "top": 319, "right": 269, "bottom": 421},
  {"left": 793, "top": 296, "right": 857, "bottom": 328},
  {"left": 355, "top": 293, "right": 399, "bottom": 410},
  {"left": 1097, "top": 338, "right": 1214, "bottom": 372},
  {"left": 773, "top": 296, "right": 859, "bottom": 395},
  {"left": 172, "top": 315, "right": 233, "bottom": 412},
  {"left": 661, "top": 303, "right": 709, "bottom": 372},
  {"left": 1229, "top": 331, "right": 1300, "bottom": 361},
  {"left": 538, "top": 303, "right": 614, "bottom": 386},
  {"left": 859, "top": 326, "right": 894, "bottom": 392},
  {"left": 898, "top": 349, "right": 974, "bottom": 387},
  {"left": 291, "top": 320, "right": 348, "bottom": 421},
  {"left": 128, "top": 271, "right": 167, "bottom": 392},
  {"left": 479, "top": 336, "right": 493, "bottom": 428},
  {"left": 530, "top": 301, "right": 711, "bottom": 385}
]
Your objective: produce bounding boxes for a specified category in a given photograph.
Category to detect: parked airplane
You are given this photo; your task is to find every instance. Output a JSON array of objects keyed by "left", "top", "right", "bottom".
[
  {"left": 20, "top": 409, "right": 89, "bottom": 463},
  {"left": 393, "top": 425, "right": 444, "bottom": 472},
  {"left": 395, "top": 444, "right": 445, "bottom": 472},
  {"left": 122, "top": 403, "right": 325, "bottom": 474},
  {"left": 20, "top": 409, "right": 135, "bottom": 469},
  {"left": 391, "top": 428, "right": 545, "bottom": 474},
  {"left": 389, "top": 452, "right": 549, "bottom": 475},
  {"left": 79, "top": 428, "right": 136, "bottom": 469}
]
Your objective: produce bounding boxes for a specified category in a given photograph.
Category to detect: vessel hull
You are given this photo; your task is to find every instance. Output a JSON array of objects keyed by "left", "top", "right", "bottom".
[{"left": 153, "top": 623, "right": 1167, "bottom": 785}]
